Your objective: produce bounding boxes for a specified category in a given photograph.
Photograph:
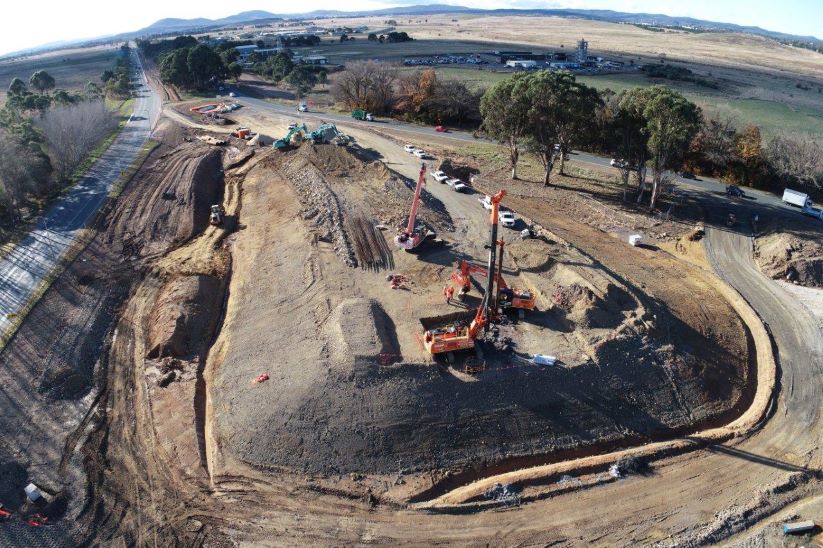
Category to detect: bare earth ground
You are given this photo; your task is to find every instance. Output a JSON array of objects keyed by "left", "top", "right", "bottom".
[
  {"left": 755, "top": 214, "right": 823, "bottom": 287},
  {"left": 1, "top": 34, "right": 819, "bottom": 543}
]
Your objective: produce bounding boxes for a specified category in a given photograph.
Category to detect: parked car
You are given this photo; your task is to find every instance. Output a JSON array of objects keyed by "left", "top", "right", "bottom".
[
  {"left": 413, "top": 149, "right": 429, "bottom": 159},
  {"left": 726, "top": 185, "right": 745, "bottom": 198},
  {"left": 499, "top": 210, "right": 516, "bottom": 228},
  {"left": 403, "top": 144, "right": 418, "bottom": 153},
  {"left": 298, "top": 102, "right": 308, "bottom": 112},
  {"left": 431, "top": 170, "right": 449, "bottom": 183},
  {"left": 446, "top": 177, "right": 462, "bottom": 187},
  {"left": 229, "top": 91, "right": 236, "bottom": 98},
  {"left": 435, "top": 125, "right": 447, "bottom": 132},
  {"left": 610, "top": 158, "right": 627, "bottom": 168},
  {"left": 288, "top": 122, "right": 298, "bottom": 130},
  {"left": 452, "top": 182, "right": 468, "bottom": 193},
  {"left": 480, "top": 195, "right": 493, "bottom": 210}
]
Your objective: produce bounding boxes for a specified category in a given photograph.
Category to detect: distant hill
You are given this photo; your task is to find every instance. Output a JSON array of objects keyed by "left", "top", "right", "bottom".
[
  {"left": 3, "top": 5, "right": 819, "bottom": 59},
  {"left": 130, "top": 5, "right": 821, "bottom": 45}
]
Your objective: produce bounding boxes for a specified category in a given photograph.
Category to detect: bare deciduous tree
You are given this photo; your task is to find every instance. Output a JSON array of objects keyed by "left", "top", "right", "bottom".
[
  {"left": 767, "top": 133, "right": 823, "bottom": 190},
  {"left": 331, "top": 61, "right": 397, "bottom": 114},
  {"left": 0, "top": 129, "right": 47, "bottom": 223},
  {"left": 35, "top": 101, "right": 118, "bottom": 180}
]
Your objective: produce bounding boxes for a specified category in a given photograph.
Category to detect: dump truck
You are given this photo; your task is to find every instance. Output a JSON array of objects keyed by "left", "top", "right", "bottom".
[
  {"left": 352, "top": 109, "right": 374, "bottom": 121},
  {"left": 782, "top": 188, "right": 813, "bottom": 208}
]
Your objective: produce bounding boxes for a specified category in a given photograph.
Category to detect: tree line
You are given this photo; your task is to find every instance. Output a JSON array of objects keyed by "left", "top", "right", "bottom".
[
  {"left": 139, "top": 36, "right": 241, "bottom": 90},
  {"left": 0, "top": 48, "right": 127, "bottom": 226},
  {"left": 332, "top": 61, "right": 482, "bottom": 127},
  {"left": 328, "top": 61, "right": 822, "bottom": 203}
]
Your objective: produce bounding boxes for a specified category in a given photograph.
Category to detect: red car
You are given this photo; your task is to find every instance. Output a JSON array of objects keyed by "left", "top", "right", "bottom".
[{"left": 435, "top": 126, "right": 447, "bottom": 133}]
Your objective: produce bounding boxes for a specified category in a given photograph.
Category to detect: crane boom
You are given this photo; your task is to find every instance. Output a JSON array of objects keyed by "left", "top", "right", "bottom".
[
  {"left": 406, "top": 164, "right": 426, "bottom": 235},
  {"left": 394, "top": 164, "right": 430, "bottom": 250}
]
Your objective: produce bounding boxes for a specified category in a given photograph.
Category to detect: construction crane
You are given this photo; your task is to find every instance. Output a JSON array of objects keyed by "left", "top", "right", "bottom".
[
  {"left": 421, "top": 190, "right": 507, "bottom": 355},
  {"left": 451, "top": 241, "right": 536, "bottom": 315},
  {"left": 395, "top": 164, "right": 431, "bottom": 251}
]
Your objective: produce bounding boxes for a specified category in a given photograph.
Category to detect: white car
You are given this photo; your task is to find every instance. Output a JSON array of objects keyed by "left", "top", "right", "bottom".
[
  {"left": 288, "top": 122, "right": 298, "bottom": 130},
  {"left": 610, "top": 158, "right": 627, "bottom": 168},
  {"left": 403, "top": 144, "right": 418, "bottom": 153},
  {"left": 298, "top": 103, "right": 308, "bottom": 112},
  {"left": 413, "top": 149, "right": 428, "bottom": 159},
  {"left": 499, "top": 210, "right": 516, "bottom": 227},
  {"left": 452, "top": 182, "right": 468, "bottom": 193},
  {"left": 229, "top": 91, "right": 236, "bottom": 97},
  {"left": 431, "top": 170, "right": 449, "bottom": 182},
  {"left": 446, "top": 177, "right": 462, "bottom": 187},
  {"left": 480, "top": 195, "right": 493, "bottom": 210}
]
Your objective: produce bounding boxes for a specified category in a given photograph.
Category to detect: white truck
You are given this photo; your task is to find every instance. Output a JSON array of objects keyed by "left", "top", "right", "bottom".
[
  {"left": 802, "top": 204, "right": 823, "bottom": 221},
  {"left": 782, "top": 188, "right": 813, "bottom": 208}
]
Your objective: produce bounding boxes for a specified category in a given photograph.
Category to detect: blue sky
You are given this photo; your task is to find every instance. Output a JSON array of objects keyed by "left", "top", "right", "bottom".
[{"left": 2, "top": 0, "right": 820, "bottom": 57}]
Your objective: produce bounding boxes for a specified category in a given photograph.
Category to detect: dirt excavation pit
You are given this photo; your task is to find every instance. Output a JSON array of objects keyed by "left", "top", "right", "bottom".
[{"left": 203, "top": 143, "right": 752, "bottom": 484}]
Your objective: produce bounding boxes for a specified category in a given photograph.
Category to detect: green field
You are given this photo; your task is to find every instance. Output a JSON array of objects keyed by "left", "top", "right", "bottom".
[
  {"left": 0, "top": 47, "right": 119, "bottom": 99},
  {"left": 417, "top": 67, "right": 823, "bottom": 138}
]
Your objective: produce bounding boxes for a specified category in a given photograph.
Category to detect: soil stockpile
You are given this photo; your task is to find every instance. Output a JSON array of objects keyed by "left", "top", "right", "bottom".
[
  {"left": 104, "top": 143, "right": 224, "bottom": 258},
  {"left": 146, "top": 274, "right": 223, "bottom": 359},
  {"left": 755, "top": 231, "right": 823, "bottom": 287}
]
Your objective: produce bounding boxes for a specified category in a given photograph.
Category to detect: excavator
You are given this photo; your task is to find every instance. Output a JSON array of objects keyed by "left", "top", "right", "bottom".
[
  {"left": 273, "top": 123, "right": 307, "bottom": 150},
  {"left": 421, "top": 190, "right": 507, "bottom": 355},
  {"left": 451, "top": 241, "right": 536, "bottom": 316},
  {"left": 395, "top": 164, "right": 432, "bottom": 251}
]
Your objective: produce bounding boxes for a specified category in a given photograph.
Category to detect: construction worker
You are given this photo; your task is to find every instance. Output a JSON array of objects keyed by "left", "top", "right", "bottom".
[{"left": 443, "top": 285, "right": 455, "bottom": 305}]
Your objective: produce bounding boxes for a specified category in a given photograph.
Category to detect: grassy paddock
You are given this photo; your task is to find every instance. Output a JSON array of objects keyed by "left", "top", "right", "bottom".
[
  {"left": 0, "top": 46, "right": 120, "bottom": 105},
  {"left": 422, "top": 66, "right": 823, "bottom": 137}
]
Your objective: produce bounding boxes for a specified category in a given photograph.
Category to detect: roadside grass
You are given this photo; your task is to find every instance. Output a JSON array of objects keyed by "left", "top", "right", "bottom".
[
  {"left": 66, "top": 97, "right": 135, "bottom": 187},
  {"left": 0, "top": 135, "right": 158, "bottom": 351}
]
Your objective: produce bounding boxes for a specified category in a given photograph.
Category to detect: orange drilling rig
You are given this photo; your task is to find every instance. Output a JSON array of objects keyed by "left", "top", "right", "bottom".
[
  {"left": 395, "top": 164, "right": 431, "bottom": 251},
  {"left": 421, "top": 190, "right": 507, "bottom": 355},
  {"left": 451, "top": 241, "right": 536, "bottom": 315}
]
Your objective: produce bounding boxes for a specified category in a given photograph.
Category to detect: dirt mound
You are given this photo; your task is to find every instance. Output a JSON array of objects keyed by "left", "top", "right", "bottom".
[
  {"left": 325, "top": 299, "right": 400, "bottom": 370},
  {"left": 755, "top": 232, "right": 823, "bottom": 287},
  {"left": 104, "top": 144, "right": 224, "bottom": 258},
  {"left": 436, "top": 158, "right": 479, "bottom": 183},
  {"left": 146, "top": 275, "right": 223, "bottom": 359}
]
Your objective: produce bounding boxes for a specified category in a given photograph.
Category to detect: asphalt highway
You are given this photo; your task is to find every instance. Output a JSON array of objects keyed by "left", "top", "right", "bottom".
[{"left": 0, "top": 49, "right": 160, "bottom": 337}]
